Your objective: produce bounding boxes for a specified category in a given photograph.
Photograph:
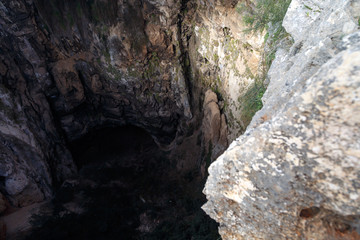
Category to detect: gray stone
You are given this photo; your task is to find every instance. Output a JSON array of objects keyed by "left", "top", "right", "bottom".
[
  {"left": 253, "top": 0, "right": 360, "bottom": 127},
  {"left": 203, "top": 0, "right": 360, "bottom": 239},
  {"left": 204, "top": 39, "right": 360, "bottom": 240}
]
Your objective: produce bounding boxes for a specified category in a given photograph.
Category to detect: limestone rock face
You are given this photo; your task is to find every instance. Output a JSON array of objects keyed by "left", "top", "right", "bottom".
[
  {"left": 203, "top": 0, "right": 360, "bottom": 239},
  {"left": 190, "top": 0, "right": 264, "bottom": 140}
]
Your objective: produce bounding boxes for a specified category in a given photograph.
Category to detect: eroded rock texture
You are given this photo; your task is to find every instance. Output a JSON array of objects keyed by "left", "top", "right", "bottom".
[
  {"left": 202, "top": 90, "right": 228, "bottom": 161},
  {"left": 189, "top": 0, "right": 263, "bottom": 139},
  {"left": 0, "top": 0, "right": 194, "bottom": 207},
  {"left": 203, "top": 0, "right": 360, "bottom": 239},
  {"left": 0, "top": 0, "right": 257, "bottom": 210}
]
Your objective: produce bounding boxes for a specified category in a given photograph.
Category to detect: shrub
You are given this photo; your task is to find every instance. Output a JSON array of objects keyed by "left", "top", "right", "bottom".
[
  {"left": 234, "top": 0, "right": 292, "bottom": 128},
  {"left": 239, "top": 79, "right": 266, "bottom": 126},
  {"left": 236, "top": 0, "right": 291, "bottom": 34}
]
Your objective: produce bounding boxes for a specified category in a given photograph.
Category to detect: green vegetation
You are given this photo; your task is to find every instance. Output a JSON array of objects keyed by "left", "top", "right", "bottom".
[
  {"left": 303, "top": 3, "right": 321, "bottom": 17},
  {"left": 233, "top": 0, "right": 292, "bottom": 126},
  {"left": 304, "top": 4, "right": 313, "bottom": 11},
  {"left": 213, "top": 53, "right": 219, "bottom": 62},
  {"left": 264, "top": 25, "right": 292, "bottom": 68},
  {"left": 107, "top": 64, "right": 119, "bottom": 76},
  {"left": 236, "top": 0, "right": 292, "bottom": 68},
  {"left": 66, "top": 12, "right": 74, "bottom": 26},
  {"left": 265, "top": 49, "right": 276, "bottom": 67},
  {"left": 236, "top": 0, "right": 291, "bottom": 34},
  {"left": 239, "top": 79, "right": 266, "bottom": 126},
  {"left": 242, "top": 42, "right": 252, "bottom": 51}
]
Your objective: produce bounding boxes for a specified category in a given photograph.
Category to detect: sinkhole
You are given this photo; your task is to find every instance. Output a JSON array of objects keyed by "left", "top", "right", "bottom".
[{"left": 26, "top": 125, "right": 219, "bottom": 240}]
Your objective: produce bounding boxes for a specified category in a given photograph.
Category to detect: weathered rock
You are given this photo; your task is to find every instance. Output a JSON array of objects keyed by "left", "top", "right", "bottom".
[
  {"left": 190, "top": 0, "right": 264, "bottom": 140},
  {"left": 254, "top": 0, "right": 360, "bottom": 126},
  {"left": 203, "top": 0, "right": 360, "bottom": 239},
  {"left": 202, "top": 90, "right": 228, "bottom": 160},
  {"left": 0, "top": 0, "right": 195, "bottom": 207},
  {"left": 0, "top": 0, "right": 237, "bottom": 208},
  {"left": 202, "top": 90, "right": 221, "bottom": 145},
  {"left": 204, "top": 40, "right": 360, "bottom": 239}
]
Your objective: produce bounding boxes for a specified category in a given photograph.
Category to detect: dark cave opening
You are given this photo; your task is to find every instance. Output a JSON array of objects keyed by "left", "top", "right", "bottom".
[
  {"left": 68, "top": 125, "right": 157, "bottom": 169},
  {"left": 26, "top": 125, "right": 219, "bottom": 240}
]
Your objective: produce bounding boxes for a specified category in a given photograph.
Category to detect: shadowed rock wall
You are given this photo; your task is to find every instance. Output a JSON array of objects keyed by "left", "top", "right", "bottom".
[
  {"left": 0, "top": 0, "right": 192, "bottom": 207},
  {"left": 0, "top": 0, "right": 247, "bottom": 210}
]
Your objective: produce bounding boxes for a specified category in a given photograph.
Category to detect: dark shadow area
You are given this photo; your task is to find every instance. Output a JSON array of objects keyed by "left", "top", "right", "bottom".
[
  {"left": 68, "top": 126, "right": 156, "bottom": 169},
  {"left": 26, "top": 126, "right": 219, "bottom": 240}
]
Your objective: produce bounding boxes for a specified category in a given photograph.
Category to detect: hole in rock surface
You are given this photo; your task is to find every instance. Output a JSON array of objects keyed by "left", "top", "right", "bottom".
[
  {"left": 299, "top": 206, "right": 321, "bottom": 219},
  {"left": 27, "top": 126, "right": 219, "bottom": 240}
]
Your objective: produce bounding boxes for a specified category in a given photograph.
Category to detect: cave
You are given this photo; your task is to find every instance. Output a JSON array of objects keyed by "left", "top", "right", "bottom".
[
  {"left": 2, "top": 0, "right": 359, "bottom": 239},
  {"left": 24, "top": 125, "right": 219, "bottom": 239},
  {"left": 0, "top": 0, "right": 231, "bottom": 238}
]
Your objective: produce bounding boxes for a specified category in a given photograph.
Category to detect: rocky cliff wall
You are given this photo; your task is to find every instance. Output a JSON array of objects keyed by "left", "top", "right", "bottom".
[
  {"left": 0, "top": 0, "right": 256, "bottom": 210},
  {"left": 189, "top": 0, "right": 263, "bottom": 142},
  {"left": 0, "top": 0, "right": 194, "bottom": 208},
  {"left": 203, "top": 0, "right": 360, "bottom": 239},
  {"left": 4, "top": 0, "right": 359, "bottom": 238}
]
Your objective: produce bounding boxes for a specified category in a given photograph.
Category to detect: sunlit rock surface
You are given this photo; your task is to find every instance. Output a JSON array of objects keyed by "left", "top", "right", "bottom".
[
  {"left": 203, "top": 0, "right": 360, "bottom": 239},
  {"left": 191, "top": 0, "right": 264, "bottom": 139}
]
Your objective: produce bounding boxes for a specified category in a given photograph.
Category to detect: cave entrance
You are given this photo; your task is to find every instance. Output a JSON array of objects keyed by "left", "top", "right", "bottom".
[
  {"left": 69, "top": 125, "right": 158, "bottom": 170},
  {"left": 27, "top": 125, "right": 219, "bottom": 239}
]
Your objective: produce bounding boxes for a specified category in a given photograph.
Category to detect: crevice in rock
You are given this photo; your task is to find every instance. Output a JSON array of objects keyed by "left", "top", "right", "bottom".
[
  {"left": 177, "top": 0, "right": 193, "bottom": 114},
  {"left": 299, "top": 206, "right": 321, "bottom": 219}
]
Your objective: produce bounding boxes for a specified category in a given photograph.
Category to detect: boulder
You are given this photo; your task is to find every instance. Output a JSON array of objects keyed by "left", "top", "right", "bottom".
[
  {"left": 202, "top": 90, "right": 228, "bottom": 160},
  {"left": 203, "top": 34, "right": 360, "bottom": 240},
  {"left": 203, "top": 0, "right": 360, "bottom": 238}
]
